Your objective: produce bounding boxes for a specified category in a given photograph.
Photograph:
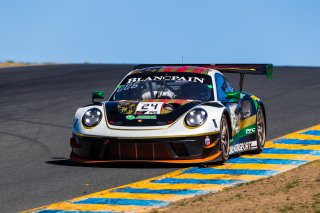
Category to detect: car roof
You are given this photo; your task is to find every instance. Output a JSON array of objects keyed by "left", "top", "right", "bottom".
[{"left": 130, "top": 66, "right": 220, "bottom": 75}]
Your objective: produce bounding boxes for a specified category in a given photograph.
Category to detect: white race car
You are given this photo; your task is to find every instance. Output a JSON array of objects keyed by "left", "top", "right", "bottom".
[{"left": 70, "top": 64, "right": 273, "bottom": 164}]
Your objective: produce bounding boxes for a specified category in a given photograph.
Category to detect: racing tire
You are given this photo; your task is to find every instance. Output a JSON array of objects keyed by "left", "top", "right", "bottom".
[
  {"left": 219, "top": 114, "right": 230, "bottom": 163},
  {"left": 253, "top": 105, "right": 266, "bottom": 154}
]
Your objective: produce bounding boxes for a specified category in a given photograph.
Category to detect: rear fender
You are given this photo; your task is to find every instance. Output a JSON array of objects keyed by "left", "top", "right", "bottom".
[{"left": 246, "top": 94, "right": 266, "bottom": 134}]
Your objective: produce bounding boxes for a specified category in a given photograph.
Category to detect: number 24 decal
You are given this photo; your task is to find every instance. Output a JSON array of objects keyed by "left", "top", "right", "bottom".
[
  {"left": 141, "top": 103, "right": 159, "bottom": 110},
  {"left": 136, "top": 102, "right": 164, "bottom": 114}
]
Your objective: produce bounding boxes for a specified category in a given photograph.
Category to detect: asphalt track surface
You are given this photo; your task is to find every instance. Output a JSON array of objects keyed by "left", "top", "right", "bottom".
[{"left": 0, "top": 64, "right": 319, "bottom": 213}]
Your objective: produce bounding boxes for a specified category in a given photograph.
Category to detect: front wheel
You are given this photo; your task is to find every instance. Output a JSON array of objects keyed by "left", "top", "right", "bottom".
[
  {"left": 219, "top": 114, "right": 230, "bottom": 163},
  {"left": 253, "top": 105, "right": 266, "bottom": 154}
]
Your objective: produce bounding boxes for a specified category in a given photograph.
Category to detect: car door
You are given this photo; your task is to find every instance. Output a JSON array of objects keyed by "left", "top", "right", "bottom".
[{"left": 214, "top": 73, "right": 241, "bottom": 135}]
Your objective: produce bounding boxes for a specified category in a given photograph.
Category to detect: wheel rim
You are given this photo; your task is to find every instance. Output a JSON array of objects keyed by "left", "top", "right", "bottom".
[
  {"left": 257, "top": 109, "right": 266, "bottom": 147},
  {"left": 221, "top": 118, "right": 229, "bottom": 157}
]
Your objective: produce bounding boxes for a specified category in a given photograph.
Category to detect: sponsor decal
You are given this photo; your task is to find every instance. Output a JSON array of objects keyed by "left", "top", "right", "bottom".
[
  {"left": 125, "top": 115, "right": 157, "bottom": 120},
  {"left": 127, "top": 76, "right": 205, "bottom": 84},
  {"left": 229, "top": 141, "right": 257, "bottom": 154},
  {"left": 125, "top": 115, "right": 135, "bottom": 120},
  {"left": 116, "top": 83, "right": 138, "bottom": 92},
  {"left": 246, "top": 128, "right": 256, "bottom": 135},
  {"left": 136, "top": 115, "right": 157, "bottom": 119},
  {"left": 228, "top": 104, "right": 241, "bottom": 133},
  {"left": 204, "top": 136, "right": 211, "bottom": 146},
  {"left": 118, "top": 101, "right": 138, "bottom": 114}
]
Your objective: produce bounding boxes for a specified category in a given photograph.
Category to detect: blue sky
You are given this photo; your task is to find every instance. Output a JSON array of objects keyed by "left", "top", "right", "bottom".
[{"left": 1, "top": 0, "right": 320, "bottom": 65}]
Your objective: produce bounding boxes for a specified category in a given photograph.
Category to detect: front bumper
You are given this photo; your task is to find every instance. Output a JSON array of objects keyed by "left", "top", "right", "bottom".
[{"left": 70, "top": 133, "right": 221, "bottom": 164}]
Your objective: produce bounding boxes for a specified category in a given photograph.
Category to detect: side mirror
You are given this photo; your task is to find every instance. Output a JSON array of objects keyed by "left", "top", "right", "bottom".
[
  {"left": 226, "top": 92, "right": 240, "bottom": 103},
  {"left": 92, "top": 91, "right": 105, "bottom": 103}
]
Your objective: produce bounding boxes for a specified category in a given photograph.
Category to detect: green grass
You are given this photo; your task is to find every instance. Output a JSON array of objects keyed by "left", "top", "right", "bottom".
[
  {"left": 279, "top": 205, "right": 294, "bottom": 213},
  {"left": 284, "top": 180, "right": 299, "bottom": 192},
  {"left": 192, "top": 196, "right": 204, "bottom": 202}
]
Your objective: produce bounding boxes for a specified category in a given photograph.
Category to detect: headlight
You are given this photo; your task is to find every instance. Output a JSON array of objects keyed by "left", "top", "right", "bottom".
[
  {"left": 185, "top": 108, "right": 207, "bottom": 127},
  {"left": 82, "top": 108, "right": 102, "bottom": 127}
]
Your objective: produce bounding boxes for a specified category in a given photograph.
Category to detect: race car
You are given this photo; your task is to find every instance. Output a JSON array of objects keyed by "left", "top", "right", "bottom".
[{"left": 70, "top": 64, "right": 273, "bottom": 164}]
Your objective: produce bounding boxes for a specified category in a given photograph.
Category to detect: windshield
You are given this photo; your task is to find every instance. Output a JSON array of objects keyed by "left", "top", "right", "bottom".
[{"left": 111, "top": 72, "right": 214, "bottom": 101}]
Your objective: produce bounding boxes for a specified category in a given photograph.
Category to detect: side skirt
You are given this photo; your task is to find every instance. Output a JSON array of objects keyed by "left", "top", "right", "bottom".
[{"left": 229, "top": 134, "right": 257, "bottom": 155}]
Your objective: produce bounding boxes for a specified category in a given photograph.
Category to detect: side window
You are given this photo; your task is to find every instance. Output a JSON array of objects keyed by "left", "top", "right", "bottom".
[
  {"left": 215, "top": 73, "right": 227, "bottom": 102},
  {"left": 215, "top": 73, "right": 235, "bottom": 102},
  {"left": 224, "top": 78, "right": 235, "bottom": 93}
]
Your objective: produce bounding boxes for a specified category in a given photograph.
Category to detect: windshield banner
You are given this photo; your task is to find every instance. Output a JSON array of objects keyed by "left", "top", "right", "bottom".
[{"left": 127, "top": 76, "right": 205, "bottom": 84}]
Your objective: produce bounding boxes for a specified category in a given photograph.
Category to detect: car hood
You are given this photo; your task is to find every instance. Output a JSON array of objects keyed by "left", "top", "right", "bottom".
[{"left": 104, "top": 99, "right": 202, "bottom": 126}]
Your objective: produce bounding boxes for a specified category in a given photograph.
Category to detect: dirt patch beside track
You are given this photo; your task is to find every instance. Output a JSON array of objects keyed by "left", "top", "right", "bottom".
[
  {"left": 161, "top": 160, "right": 320, "bottom": 213},
  {"left": 0, "top": 62, "right": 34, "bottom": 67}
]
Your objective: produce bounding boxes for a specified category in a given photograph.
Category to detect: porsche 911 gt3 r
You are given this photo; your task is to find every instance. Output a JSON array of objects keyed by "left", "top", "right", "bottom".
[{"left": 70, "top": 64, "right": 273, "bottom": 164}]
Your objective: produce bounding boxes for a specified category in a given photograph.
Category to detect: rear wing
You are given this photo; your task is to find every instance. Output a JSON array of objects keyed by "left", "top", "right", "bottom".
[
  {"left": 133, "top": 64, "right": 273, "bottom": 80},
  {"left": 134, "top": 64, "right": 273, "bottom": 92}
]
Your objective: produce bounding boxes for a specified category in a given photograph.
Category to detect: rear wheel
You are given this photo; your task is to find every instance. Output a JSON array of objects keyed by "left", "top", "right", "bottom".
[
  {"left": 253, "top": 106, "right": 266, "bottom": 154},
  {"left": 219, "top": 115, "right": 230, "bottom": 163}
]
